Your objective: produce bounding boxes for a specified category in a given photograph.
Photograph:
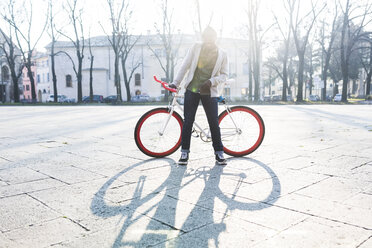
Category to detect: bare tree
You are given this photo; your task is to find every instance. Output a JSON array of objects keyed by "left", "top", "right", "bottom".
[
  {"left": 2, "top": 0, "right": 48, "bottom": 102},
  {"left": 121, "top": 38, "right": 141, "bottom": 102},
  {"left": 289, "top": 0, "right": 325, "bottom": 102},
  {"left": 272, "top": 0, "right": 294, "bottom": 101},
  {"left": 103, "top": 0, "right": 127, "bottom": 102},
  {"left": 317, "top": 3, "right": 340, "bottom": 101},
  {"left": 58, "top": 0, "right": 85, "bottom": 103},
  {"left": 339, "top": 0, "right": 372, "bottom": 102},
  {"left": 47, "top": 0, "right": 61, "bottom": 103},
  {"left": 246, "top": 0, "right": 273, "bottom": 102},
  {"left": 0, "top": 27, "right": 23, "bottom": 102},
  {"left": 149, "top": 0, "right": 181, "bottom": 102}
]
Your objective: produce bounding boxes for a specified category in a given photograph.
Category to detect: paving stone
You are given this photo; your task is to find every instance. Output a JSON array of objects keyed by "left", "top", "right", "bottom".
[
  {"left": 3, "top": 217, "right": 87, "bottom": 248},
  {"left": 30, "top": 163, "right": 105, "bottom": 184},
  {"left": 269, "top": 193, "right": 372, "bottom": 230},
  {"left": 153, "top": 216, "right": 276, "bottom": 248},
  {"left": 295, "top": 177, "right": 371, "bottom": 203},
  {"left": 358, "top": 236, "right": 372, "bottom": 248},
  {"left": 54, "top": 214, "right": 179, "bottom": 248},
  {"left": 0, "top": 178, "right": 66, "bottom": 198},
  {"left": 0, "top": 232, "right": 27, "bottom": 248},
  {"left": 0, "top": 167, "right": 49, "bottom": 184},
  {"left": 0, "top": 194, "right": 59, "bottom": 231},
  {"left": 254, "top": 217, "right": 371, "bottom": 248},
  {"left": 29, "top": 178, "right": 110, "bottom": 221}
]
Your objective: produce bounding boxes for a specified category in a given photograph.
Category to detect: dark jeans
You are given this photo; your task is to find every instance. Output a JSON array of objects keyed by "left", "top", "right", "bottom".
[{"left": 181, "top": 90, "right": 223, "bottom": 153}]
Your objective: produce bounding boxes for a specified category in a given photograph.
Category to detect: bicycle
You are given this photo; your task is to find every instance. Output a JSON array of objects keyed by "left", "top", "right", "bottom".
[{"left": 134, "top": 76, "right": 265, "bottom": 158}]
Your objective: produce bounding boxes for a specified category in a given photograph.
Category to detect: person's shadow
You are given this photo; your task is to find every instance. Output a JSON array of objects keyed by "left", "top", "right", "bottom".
[{"left": 90, "top": 157, "right": 281, "bottom": 247}]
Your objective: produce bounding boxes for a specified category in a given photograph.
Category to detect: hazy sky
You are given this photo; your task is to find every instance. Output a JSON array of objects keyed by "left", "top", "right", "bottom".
[
  {"left": 2, "top": 0, "right": 368, "bottom": 52},
  {"left": 0, "top": 0, "right": 285, "bottom": 50}
]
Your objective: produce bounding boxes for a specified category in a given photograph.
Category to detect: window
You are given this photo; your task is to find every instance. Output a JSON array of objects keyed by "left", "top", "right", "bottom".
[
  {"left": 1, "top": 66, "right": 9, "bottom": 81},
  {"left": 26, "top": 85, "right": 30, "bottom": 91},
  {"left": 242, "top": 63, "right": 249, "bottom": 75},
  {"left": 223, "top": 88, "right": 231, "bottom": 97},
  {"left": 155, "top": 49, "right": 164, "bottom": 57},
  {"left": 47, "top": 73, "right": 50, "bottom": 82},
  {"left": 43, "top": 89, "right": 46, "bottom": 93},
  {"left": 241, "top": 88, "right": 248, "bottom": 96},
  {"left": 42, "top": 74, "right": 45, "bottom": 83},
  {"left": 135, "top": 73, "right": 141, "bottom": 86},
  {"left": 66, "top": 75, "right": 72, "bottom": 87},
  {"left": 37, "top": 74, "right": 40, "bottom": 83}
]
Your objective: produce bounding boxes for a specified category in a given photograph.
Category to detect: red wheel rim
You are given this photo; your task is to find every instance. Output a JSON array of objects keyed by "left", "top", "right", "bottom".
[
  {"left": 136, "top": 109, "right": 182, "bottom": 157},
  {"left": 219, "top": 107, "right": 264, "bottom": 156}
]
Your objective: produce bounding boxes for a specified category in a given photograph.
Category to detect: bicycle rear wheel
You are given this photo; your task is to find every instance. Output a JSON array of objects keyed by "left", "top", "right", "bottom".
[
  {"left": 134, "top": 108, "right": 183, "bottom": 158},
  {"left": 218, "top": 106, "right": 265, "bottom": 157}
]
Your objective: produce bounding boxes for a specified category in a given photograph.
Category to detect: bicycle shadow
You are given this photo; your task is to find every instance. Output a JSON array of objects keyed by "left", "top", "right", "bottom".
[{"left": 90, "top": 157, "right": 281, "bottom": 247}]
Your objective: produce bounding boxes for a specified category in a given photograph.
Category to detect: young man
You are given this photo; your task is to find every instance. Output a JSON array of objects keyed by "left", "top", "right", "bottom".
[{"left": 169, "top": 27, "right": 228, "bottom": 166}]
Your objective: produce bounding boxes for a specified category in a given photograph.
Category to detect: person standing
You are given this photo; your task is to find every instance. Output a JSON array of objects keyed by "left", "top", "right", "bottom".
[{"left": 169, "top": 26, "right": 228, "bottom": 165}]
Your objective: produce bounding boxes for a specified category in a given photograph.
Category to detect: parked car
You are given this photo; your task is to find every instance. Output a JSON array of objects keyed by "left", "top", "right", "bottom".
[
  {"left": 272, "top": 95, "right": 281, "bottom": 101},
  {"left": 334, "top": 94, "right": 342, "bottom": 102},
  {"left": 82, "top": 95, "right": 103, "bottom": 103},
  {"left": 131, "top": 94, "right": 149, "bottom": 102},
  {"left": 103, "top": 95, "right": 118, "bottom": 103},
  {"left": 263, "top": 95, "right": 272, "bottom": 102},
  {"left": 287, "top": 95, "right": 294, "bottom": 101},
  {"left": 308, "top": 95, "right": 320, "bottom": 101},
  {"left": 47, "top": 94, "right": 68, "bottom": 103}
]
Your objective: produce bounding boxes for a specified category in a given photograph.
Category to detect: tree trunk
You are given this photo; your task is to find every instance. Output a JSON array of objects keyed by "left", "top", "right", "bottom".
[
  {"left": 51, "top": 42, "right": 58, "bottom": 102},
  {"left": 114, "top": 54, "right": 122, "bottom": 101},
  {"left": 282, "top": 59, "right": 288, "bottom": 101},
  {"left": 366, "top": 46, "right": 372, "bottom": 96},
  {"left": 89, "top": 56, "right": 94, "bottom": 101},
  {"left": 297, "top": 53, "right": 305, "bottom": 102},
  {"left": 121, "top": 57, "right": 131, "bottom": 102},
  {"left": 10, "top": 69, "right": 20, "bottom": 102},
  {"left": 26, "top": 53, "right": 36, "bottom": 102},
  {"left": 77, "top": 55, "right": 83, "bottom": 102}
]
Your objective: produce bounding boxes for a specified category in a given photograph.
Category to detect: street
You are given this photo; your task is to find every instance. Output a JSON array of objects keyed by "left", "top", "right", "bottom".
[{"left": 0, "top": 105, "right": 371, "bottom": 247}]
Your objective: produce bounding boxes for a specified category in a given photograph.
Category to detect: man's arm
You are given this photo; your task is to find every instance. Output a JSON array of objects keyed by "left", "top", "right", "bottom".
[
  {"left": 172, "top": 44, "right": 196, "bottom": 87},
  {"left": 210, "top": 52, "right": 228, "bottom": 87}
]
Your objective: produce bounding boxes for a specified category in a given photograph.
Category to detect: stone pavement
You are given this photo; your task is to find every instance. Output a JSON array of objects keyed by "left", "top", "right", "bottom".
[{"left": 0, "top": 105, "right": 371, "bottom": 248}]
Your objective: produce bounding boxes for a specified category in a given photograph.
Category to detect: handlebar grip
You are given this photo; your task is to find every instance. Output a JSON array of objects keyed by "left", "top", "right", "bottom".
[{"left": 153, "top": 76, "right": 177, "bottom": 93}]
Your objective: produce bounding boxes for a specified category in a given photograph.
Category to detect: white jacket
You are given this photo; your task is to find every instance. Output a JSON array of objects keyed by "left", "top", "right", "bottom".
[{"left": 172, "top": 43, "right": 228, "bottom": 97}]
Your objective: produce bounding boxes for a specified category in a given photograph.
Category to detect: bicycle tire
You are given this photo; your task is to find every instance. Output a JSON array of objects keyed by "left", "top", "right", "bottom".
[
  {"left": 134, "top": 108, "right": 183, "bottom": 158},
  {"left": 218, "top": 106, "right": 265, "bottom": 157}
]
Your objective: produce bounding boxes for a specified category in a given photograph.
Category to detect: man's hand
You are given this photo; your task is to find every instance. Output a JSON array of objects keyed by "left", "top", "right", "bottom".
[{"left": 200, "top": 80, "right": 211, "bottom": 94}]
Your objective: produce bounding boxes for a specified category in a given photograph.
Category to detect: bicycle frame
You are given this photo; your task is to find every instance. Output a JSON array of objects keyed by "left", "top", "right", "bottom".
[{"left": 154, "top": 76, "right": 240, "bottom": 142}]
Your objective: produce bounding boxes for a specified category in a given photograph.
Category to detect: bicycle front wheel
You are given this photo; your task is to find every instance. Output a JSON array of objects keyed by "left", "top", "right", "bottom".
[
  {"left": 134, "top": 108, "right": 183, "bottom": 158},
  {"left": 218, "top": 106, "right": 265, "bottom": 157}
]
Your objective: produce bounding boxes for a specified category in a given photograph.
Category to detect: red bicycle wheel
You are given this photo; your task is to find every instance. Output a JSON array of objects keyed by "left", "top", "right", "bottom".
[
  {"left": 134, "top": 108, "right": 183, "bottom": 158},
  {"left": 218, "top": 106, "right": 265, "bottom": 156}
]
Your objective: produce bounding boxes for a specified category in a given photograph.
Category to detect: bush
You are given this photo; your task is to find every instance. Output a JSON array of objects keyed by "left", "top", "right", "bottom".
[{"left": 366, "top": 95, "right": 372, "bottom": 100}]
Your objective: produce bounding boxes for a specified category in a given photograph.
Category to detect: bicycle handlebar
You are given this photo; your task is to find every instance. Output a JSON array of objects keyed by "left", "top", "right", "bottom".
[{"left": 153, "top": 76, "right": 177, "bottom": 93}]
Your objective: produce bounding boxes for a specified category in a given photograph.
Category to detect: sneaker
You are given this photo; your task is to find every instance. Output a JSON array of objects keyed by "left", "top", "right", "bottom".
[
  {"left": 178, "top": 152, "right": 189, "bottom": 165},
  {"left": 215, "top": 154, "right": 227, "bottom": 165}
]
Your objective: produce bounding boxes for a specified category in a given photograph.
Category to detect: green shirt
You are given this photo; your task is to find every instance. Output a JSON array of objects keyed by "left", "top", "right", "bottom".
[{"left": 187, "top": 44, "right": 218, "bottom": 94}]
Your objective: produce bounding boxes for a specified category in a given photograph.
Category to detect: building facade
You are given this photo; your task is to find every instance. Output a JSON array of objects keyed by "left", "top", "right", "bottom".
[{"left": 45, "top": 34, "right": 251, "bottom": 101}]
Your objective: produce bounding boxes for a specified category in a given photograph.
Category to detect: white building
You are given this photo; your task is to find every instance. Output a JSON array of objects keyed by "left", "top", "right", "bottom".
[
  {"left": 34, "top": 53, "right": 51, "bottom": 102},
  {"left": 45, "top": 34, "right": 251, "bottom": 101},
  {"left": 0, "top": 29, "right": 23, "bottom": 103}
]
